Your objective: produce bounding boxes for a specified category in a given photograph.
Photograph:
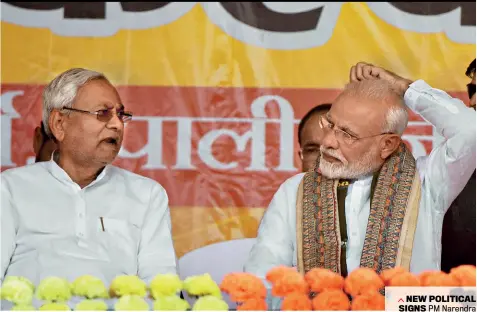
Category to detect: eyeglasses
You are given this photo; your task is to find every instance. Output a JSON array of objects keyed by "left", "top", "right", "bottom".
[
  {"left": 319, "top": 115, "right": 391, "bottom": 146},
  {"left": 467, "top": 83, "right": 476, "bottom": 100},
  {"left": 61, "top": 107, "right": 133, "bottom": 123}
]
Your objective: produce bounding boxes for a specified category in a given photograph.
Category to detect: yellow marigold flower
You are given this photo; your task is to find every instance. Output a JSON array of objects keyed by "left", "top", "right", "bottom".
[
  {"left": 71, "top": 275, "right": 108, "bottom": 299},
  {"left": 192, "top": 295, "right": 229, "bottom": 311},
  {"left": 150, "top": 274, "right": 183, "bottom": 299},
  {"left": 3, "top": 276, "right": 35, "bottom": 292},
  {"left": 114, "top": 295, "right": 149, "bottom": 311},
  {"left": 39, "top": 302, "right": 71, "bottom": 311},
  {"left": 1, "top": 276, "right": 35, "bottom": 305},
  {"left": 36, "top": 277, "right": 72, "bottom": 302},
  {"left": 12, "top": 304, "right": 36, "bottom": 311},
  {"left": 183, "top": 274, "right": 221, "bottom": 298},
  {"left": 75, "top": 299, "right": 108, "bottom": 311},
  {"left": 153, "top": 295, "right": 190, "bottom": 311},
  {"left": 109, "top": 275, "right": 147, "bottom": 297}
]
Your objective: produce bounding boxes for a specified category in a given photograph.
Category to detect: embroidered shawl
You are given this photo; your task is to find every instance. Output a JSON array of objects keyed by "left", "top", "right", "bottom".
[{"left": 296, "top": 143, "right": 421, "bottom": 275}]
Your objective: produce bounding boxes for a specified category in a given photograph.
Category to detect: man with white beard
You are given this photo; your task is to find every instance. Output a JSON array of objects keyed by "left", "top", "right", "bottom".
[{"left": 244, "top": 62, "right": 476, "bottom": 309}]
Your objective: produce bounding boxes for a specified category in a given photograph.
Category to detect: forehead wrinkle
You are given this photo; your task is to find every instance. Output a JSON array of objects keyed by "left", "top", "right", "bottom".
[{"left": 326, "top": 112, "right": 359, "bottom": 137}]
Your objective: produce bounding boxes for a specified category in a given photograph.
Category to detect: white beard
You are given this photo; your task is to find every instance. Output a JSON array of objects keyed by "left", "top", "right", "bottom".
[{"left": 319, "top": 146, "right": 381, "bottom": 179}]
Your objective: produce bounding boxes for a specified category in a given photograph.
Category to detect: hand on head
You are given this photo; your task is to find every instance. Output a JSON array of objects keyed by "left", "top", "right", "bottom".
[
  {"left": 316, "top": 62, "right": 409, "bottom": 179},
  {"left": 349, "top": 62, "right": 413, "bottom": 96}
]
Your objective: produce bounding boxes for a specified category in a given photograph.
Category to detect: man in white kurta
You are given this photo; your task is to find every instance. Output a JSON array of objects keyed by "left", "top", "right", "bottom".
[
  {"left": 1, "top": 68, "right": 177, "bottom": 287},
  {"left": 1, "top": 160, "right": 177, "bottom": 285},
  {"left": 244, "top": 63, "right": 476, "bottom": 309}
]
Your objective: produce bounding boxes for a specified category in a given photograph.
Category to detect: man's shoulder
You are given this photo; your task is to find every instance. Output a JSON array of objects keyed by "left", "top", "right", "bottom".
[
  {"left": 1, "top": 162, "right": 48, "bottom": 182},
  {"left": 108, "top": 166, "right": 166, "bottom": 192},
  {"left": 279, "top": 172, "right": 306, "bottom": 192}
]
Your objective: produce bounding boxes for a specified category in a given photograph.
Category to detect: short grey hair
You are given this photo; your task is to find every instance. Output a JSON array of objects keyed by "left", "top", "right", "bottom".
[
  {"left": 340, "top": 79, "right": 409, "bottom": 135},
  {"left": 42, "top": 68, "right": 108, "bottom": 138},
  {"left": 382, "top": 104, "right": 408, "bottom": 135}
]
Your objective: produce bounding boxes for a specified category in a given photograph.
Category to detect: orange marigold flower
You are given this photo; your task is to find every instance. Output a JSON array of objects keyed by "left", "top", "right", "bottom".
[
  {"left": 419, "top": 271, "right": 459, "bottom": 287},
  {"left": 237, "top": 298, "right": 268, "bottom": 311},
  {"left": 266, "top": 266, "right": 297, "bottom": 285},
  {"left": 281, "top": 293, "right": 313, "bottom": 311},
  {"left": 418, "top": 271, "right": 436, "bottom": 285},
  {"left": 388, "top": 272, "right": 420, "bottom": 287},
  {"left": 220, "top": 273, "right": 239, "bottom": 293},
  {"left": 380, "top": 267, "right": 407, "bottom": 285},
  {"left": 271, "top": 271, "right": 309, "bottom": 297},
  {"left": 220, "top": 273, "right": 267, "bottom": 302},
  {"left": 305, "top": 268, "right": 344, "bottom": 293},
  {"left": 351, "top": 290, "right": 385, "bottom": 311},
  {"left": 450, "top": 265, "right": 476, "bottom": 287},
  {"left": 344, "top": 268, "right": 384, "bottom": 298},
  {"left": 312, "top": 289, "right": 350, "bottom": 311}
]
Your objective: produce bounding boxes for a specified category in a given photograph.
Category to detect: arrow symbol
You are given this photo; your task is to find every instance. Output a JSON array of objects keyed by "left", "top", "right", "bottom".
[{"left": 398, "top": 298, "right": 404, "bottom": 302}]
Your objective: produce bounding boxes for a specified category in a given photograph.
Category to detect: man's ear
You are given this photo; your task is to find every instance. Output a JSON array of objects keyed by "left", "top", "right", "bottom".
[
  {"left": 380, "top": 134, "right": 401, "bottom": 159},
  {"left": 33, "top": 126, "right": 43, "bottom": 155},
  {"left": 49, "top": 110, "right": 66, "bottom": 142},
  {"left": 298, "top": 149, "right": 303, "bottom": 161}
]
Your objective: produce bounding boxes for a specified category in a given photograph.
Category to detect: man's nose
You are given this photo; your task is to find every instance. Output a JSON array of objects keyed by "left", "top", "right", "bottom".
[
  {"left": 106, "top": 112, "right": 124, "bottom": 130},
  {"left": 321, "top": 129, "right": 339, "bottom": 150}
]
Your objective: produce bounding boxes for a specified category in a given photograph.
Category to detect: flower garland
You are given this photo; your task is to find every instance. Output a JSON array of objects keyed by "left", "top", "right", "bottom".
[
  {"left": 0, "top": 273, "right": 227, "bottom": 311},
  {"left": 219, "top": 265, "right": 476, "bottom": 311},
  {"left": 0, "top": 265, "right": 475, "bottom": 311}
]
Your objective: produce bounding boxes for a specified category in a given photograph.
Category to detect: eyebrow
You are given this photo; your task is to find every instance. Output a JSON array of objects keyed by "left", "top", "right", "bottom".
[
  {"left": 326, "top": 113, "right": 360, "bottom": 138},
  {"left": 96, "top": 103, "right": 125, "bottom": 110},
  {"left": 303, "top": 142, "right": 320, "bottom": 148}
]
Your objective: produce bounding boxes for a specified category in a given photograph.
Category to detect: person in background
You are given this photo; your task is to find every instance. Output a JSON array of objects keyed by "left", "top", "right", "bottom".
[
  {"left": 467, "top": 59, "right": 476, "bottom": 109},
  {"left": 441, "top": 59, "right": 476, "bottom": 272},
  {"left": 33, "top": 122, "right": 57, "bottom": 162},
  {"left": 1, "top": 68, "right": 178, "bottom": 288},
  {"left": 297, "top": 103, "right": 332, "bottom": 172}
]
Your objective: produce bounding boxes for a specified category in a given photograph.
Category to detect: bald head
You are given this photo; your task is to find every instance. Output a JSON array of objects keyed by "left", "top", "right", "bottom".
[{"left": 336, "top": 79, "right": 408, "bottom": 135}]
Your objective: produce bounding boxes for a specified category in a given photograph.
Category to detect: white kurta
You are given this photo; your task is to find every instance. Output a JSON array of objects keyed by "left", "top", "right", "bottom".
[
  {"left": 244, "top": 80, "right": 476, "bottom": 309},
  {"left": 1, "top": 159, "right": 178, "bottom": 286}
]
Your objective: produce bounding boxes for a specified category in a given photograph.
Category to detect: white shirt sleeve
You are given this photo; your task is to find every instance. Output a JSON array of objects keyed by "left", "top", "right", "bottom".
[
  {"left": 244, "top": 174, "right": 302, "bottom": 310},
  {"left": 137, "top": 183, "right": 178, "bottom": 283},
  {"left": 1, "top": 176, "right": 18, "bottom": 282},
  {"left": 404, "top": 80, "right": 476, "bottom": 212}
]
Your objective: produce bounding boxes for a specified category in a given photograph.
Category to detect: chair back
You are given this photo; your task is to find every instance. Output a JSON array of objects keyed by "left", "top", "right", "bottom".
[{"left": 178, "top": 238, "right": 257, "bottom": 309}]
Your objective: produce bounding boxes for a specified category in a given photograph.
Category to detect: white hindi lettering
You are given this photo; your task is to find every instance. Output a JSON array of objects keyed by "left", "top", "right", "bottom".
[
  {"left": 1, "top": 90, "right": 441, "bottom": 170},
  {"left": 118, "top": 94, "right": 298, "bottom": 172},
  {"left": 248, "top": 95, "right": 296, "bottom": 171},
  {"left": 198, "top": 129, "right": 252, "bottom": 170},
  {"left": 1, "top": 90, "right": 23, "bottom": 167},
  {"left": 118, "top": 117, "right": 167, "bottom": 169},
  {"left": 173, "top": 118, "right": 195, "bottom": 170}
]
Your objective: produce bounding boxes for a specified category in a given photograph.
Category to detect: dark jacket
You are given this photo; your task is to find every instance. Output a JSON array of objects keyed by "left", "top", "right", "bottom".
[{"left": 441, "top": 171, "right": 476, "bottom": 272}]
